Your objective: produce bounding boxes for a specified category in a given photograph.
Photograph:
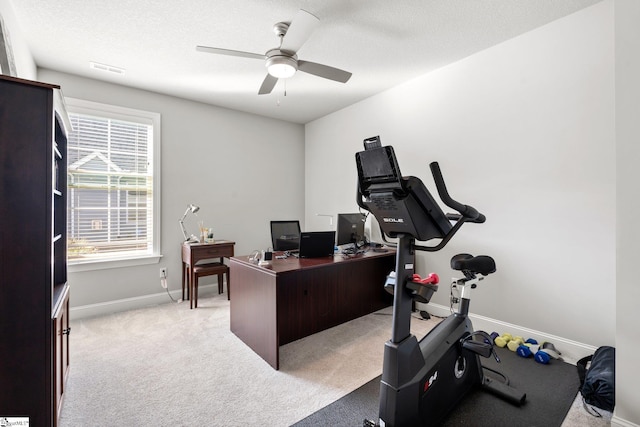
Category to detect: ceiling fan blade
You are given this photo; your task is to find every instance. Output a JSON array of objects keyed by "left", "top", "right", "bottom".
[
  {"left": 298, "top": 61, "right": 352, "bottom": 83},
  {"left": 280, "top": 9, "right": 320, "bottom": 54},
  {"left": 258, "top": 74, "right": 278, "bottom": 95},
  {"left": 196, "top": 45, "right": 265, "bottom": 60}
]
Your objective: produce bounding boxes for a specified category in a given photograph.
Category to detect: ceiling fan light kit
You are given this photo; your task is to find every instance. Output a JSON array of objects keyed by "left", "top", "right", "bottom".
[
  {"left": 265, "top": 51, "right": 298, "bottom": 79},
  {"left": 196, "top": 9, "right": 352, "bottom": 95}
]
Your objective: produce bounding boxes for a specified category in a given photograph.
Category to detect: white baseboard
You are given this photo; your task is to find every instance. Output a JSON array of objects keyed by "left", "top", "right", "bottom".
[
  {"left": 70, "top": 284, "right": 221, "bottom": 320},
  {"left": 612, "top": 416, "right": 640, "bottom": 427},
  {"left": 424, "top": 303, "right": 597, "bottom": 365}
]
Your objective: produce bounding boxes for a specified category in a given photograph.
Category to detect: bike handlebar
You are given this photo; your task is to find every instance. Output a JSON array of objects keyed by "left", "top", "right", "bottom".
[{"left": 429, "top": 162, "right": 486, "bottom": 224}]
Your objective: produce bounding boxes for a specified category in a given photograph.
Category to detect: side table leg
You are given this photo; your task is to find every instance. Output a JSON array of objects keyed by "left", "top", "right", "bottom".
[{"left": 181, "top": 262, "right": 186, "bottom": 300}]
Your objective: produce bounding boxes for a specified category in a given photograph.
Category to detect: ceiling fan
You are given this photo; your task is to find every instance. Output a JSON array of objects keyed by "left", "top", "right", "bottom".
[{"left": 196, "top": 9, "right": 352, "bottom": 95}]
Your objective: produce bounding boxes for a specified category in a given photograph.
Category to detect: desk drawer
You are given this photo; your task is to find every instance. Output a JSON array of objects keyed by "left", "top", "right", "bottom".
[{"left": 197, "top": 245, "right": 233, "bottom": 258}]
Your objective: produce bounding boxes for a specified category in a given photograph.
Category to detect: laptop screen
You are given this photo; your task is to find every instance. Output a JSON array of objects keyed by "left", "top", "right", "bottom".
[{"left": 298, "top": 231, "right": 336, "bottom": 258}]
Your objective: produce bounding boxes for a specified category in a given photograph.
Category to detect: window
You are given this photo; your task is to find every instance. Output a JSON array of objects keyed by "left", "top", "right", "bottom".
[{"left": 65, "top": 98, "right": 161, "bottom": 269}]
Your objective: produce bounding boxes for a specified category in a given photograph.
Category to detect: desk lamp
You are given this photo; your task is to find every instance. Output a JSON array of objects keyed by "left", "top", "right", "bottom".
[{"left": 179, "top": 204, "right": 200, "bottom": 242}]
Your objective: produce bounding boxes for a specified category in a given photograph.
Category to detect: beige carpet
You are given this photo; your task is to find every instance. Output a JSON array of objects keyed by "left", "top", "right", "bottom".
[{"left": 59, "top": 292, "right": 610, "bottom": 426}]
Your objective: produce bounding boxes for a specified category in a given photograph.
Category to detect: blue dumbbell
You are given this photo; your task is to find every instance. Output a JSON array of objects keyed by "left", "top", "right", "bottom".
[{"left": 516, "top": 344, "right": 551, "bottom": 364}]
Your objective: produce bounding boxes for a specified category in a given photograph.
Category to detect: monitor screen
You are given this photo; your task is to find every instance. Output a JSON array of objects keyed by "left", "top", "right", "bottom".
[
  {"left": 336, "top": 213, "right": 366, "bottom": 246},
  {"left": 270, "top": 220, "right": 301, "bottom": 251}
]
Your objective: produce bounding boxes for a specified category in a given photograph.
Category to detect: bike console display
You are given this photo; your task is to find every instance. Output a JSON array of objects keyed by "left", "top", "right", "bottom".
[{"left": 356, "top": 143, "right": 452, "bottom": 242}]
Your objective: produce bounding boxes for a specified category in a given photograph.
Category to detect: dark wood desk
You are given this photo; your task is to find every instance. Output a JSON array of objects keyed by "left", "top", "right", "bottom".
[
  {"left": 182, "top": 240, "right": 235, "bottom": 301},
  {"left": 229, "top": 249, "right": 395, "bottom": 369}
]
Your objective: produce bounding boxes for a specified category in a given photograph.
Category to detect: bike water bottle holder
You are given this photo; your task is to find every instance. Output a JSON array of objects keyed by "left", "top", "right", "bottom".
[
  {"left": 407, "top": 272, "right": 439, "bottom": 303},
  {"left": 384, "top": 271, "right": 439, "bottom": 304}
]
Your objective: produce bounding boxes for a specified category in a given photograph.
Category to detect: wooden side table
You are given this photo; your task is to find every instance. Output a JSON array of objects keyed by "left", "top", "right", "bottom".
[{"left": 181, "top": 240, "right": 235, "bottom": 307}]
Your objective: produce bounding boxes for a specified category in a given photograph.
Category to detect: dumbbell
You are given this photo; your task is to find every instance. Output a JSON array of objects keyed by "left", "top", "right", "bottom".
[
  {"left": 507, "top": 336, "right": 525, "bottom": 352},
  {"left": 514, "top": 338, "right": 537, "bottom": 351},
  {"left": 536, "top": 342, "right": 561, "bottom": 364},
  {"left": 485, "top": 332, "right": 499, "bottom": 344},
  {"left": 534, "top": 350, "right": 551, "bottom": 364},
  {"left": 516, "top": 339, "right": 557, "bottom": 364},
  {"left": 494, "top": 333, "right": 513, "bottom": 348},
  {"left": 516, "top": 344, "right": 537, "bottom": 357},
  {"left": 516, "top": 344, "right": 549, "bottom": 364}
]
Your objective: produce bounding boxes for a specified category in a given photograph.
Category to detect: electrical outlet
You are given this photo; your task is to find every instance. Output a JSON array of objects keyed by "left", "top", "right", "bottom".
[{"left": 159, "top": 267, "right": 167, "bottom": 278}]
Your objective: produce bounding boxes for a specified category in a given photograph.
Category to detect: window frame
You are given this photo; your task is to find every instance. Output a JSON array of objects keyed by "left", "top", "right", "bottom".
[{"left": 65, "top": 97, "right": 162, "bottom": 272}]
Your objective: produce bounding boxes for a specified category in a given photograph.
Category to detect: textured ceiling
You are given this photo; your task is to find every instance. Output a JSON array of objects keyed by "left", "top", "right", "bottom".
[{"left": 9, "top": 0, "right": 601, "bottom": 124}]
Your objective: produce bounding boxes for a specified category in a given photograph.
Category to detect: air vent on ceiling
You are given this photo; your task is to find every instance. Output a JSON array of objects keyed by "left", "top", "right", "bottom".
[{"left": 89, "top": 61, "right": 125, "bottom": 75}]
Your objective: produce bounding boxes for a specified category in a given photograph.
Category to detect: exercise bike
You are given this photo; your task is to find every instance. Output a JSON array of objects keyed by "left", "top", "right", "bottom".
[{"left": 356, "top": 137, "right": 525, "bottom": 427}]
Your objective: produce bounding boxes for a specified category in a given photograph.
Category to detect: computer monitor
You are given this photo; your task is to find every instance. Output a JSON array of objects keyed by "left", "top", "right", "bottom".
[
  {"left": 336, "top": 213, "right": 366, "bottom": 246},
  {"left": 270, "top": 220, "right": 301, "bottom": 251}
]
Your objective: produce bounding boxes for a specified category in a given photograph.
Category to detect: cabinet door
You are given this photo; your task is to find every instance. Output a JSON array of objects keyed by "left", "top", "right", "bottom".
[
  {"left": 53, "top": 291, "right": 70, "bottom": 425},
  {"left": 278, "top": 268, "right": 339, "bottom": 344},
  {"left": 53, "top": 310, "right": 63, "bottom": 420},
  {"left": 61, "top": 296, "right": 70, "bottom": 395}
]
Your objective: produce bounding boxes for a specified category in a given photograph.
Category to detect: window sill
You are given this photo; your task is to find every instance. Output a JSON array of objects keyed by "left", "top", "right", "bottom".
[{"left": 69, "top": 254, "right": 163, "bottom": 272}]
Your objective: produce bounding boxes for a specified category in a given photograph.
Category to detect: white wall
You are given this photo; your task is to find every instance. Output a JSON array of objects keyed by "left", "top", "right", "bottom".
[
  {"left": 306, "top": 1, "right": 615, "bottom": 356},
  {"left": 38, "top": 69, "right": 305, "bottom": 314},
  {"left": 614, "top": 0, "right": 640, "bottom": 425},
  {"left": 0, "top": 0, "right": 36, "bottom": 78}
]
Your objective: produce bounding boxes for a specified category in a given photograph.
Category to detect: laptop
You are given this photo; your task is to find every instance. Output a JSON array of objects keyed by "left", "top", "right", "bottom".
[{"left": 297, "top": 231, "right": 336, "bottom": 258}]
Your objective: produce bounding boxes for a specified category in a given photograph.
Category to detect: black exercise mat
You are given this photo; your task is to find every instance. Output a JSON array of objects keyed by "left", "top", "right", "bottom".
[{"left": 293, "top": 347, "right": 579, "bottom": 427}]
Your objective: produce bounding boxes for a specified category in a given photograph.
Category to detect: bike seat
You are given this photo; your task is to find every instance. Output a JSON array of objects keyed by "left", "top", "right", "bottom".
[{"left": 451, "top": 254, "right": 496, "bottom": 276}]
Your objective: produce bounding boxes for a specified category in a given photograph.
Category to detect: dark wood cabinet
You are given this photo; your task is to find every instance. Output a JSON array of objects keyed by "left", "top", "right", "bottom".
[{"left": 0, "top": 75, "right": 71, "bottom": 427}]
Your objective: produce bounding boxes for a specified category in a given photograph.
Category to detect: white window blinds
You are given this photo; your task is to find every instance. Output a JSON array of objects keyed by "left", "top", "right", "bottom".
[{"left": 66, "top": 100, "right": 160, "bottom": 263}]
